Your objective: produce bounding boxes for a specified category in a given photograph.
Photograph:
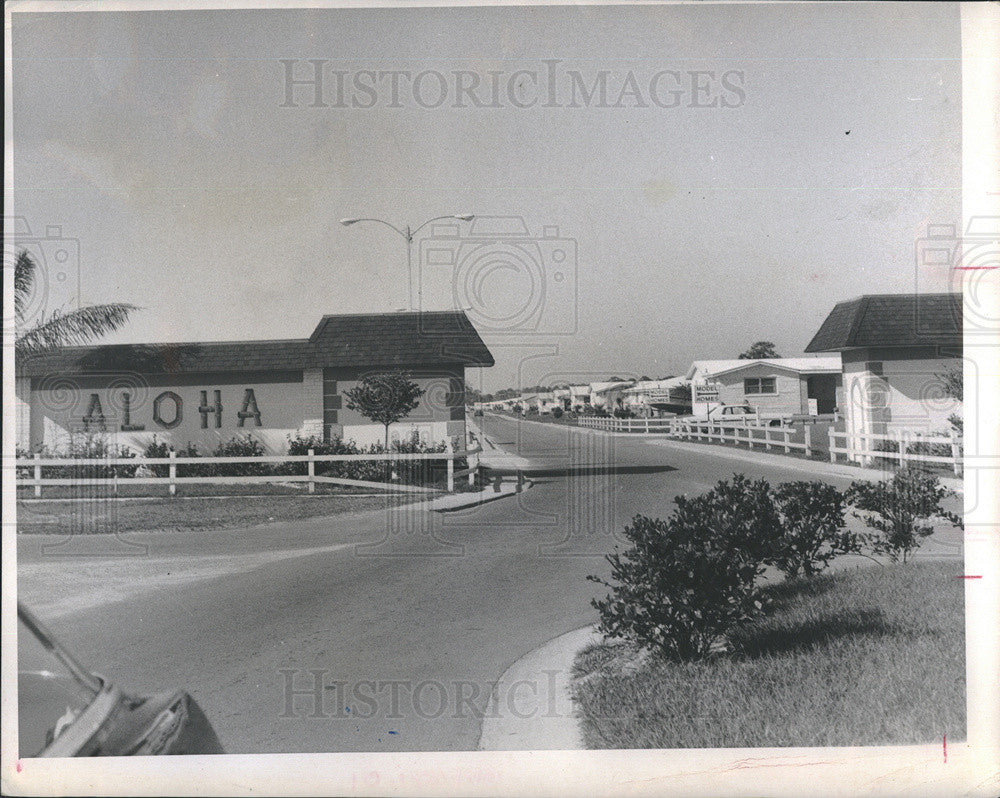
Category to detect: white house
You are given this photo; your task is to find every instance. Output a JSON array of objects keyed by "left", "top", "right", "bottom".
[
  {"left": 805, "top": 293, "right": 962, "bottom": 456},
  {"left": 685, "top": 357, "right": 842, "bottom": 420},
  {"left": 589, "top": 380, "right": 635, "bottom": 411},
  {"left": 622, "top": 377, "right": 691, "bottom": 416}
]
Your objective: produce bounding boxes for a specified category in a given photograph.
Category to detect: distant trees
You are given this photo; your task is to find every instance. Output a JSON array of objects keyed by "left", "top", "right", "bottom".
[{"left": 739, "top": 341, "right": 780, "bottom": 360}]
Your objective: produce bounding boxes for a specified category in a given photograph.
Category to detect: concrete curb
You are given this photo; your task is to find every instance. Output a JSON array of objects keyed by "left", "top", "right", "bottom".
[
  {"left": 478, "top": 625, "right": 600, "bottom": 751},
  {"left": 427, "top": 480, "right": 534, "bottom": 513}
]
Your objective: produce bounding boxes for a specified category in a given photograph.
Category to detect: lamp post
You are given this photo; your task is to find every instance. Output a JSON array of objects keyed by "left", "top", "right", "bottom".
[{"left": 339, "top": 214, "right": 474, "bottom": 311}]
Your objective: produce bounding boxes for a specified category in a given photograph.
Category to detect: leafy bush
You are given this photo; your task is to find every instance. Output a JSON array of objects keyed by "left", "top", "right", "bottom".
[
  {"left": 589, "top": 474, "right": 780, "bottom": 661},
  {"left": 769, "top": 481, "right": 857, "bottom": 578},
  {"left": 552, "top": 406, "right": 564, "bottom": 419},
  {"left": 846, "top": 468, "right": 963, "bottom": 563},
  {"left": 22, "top": 435, "right": 139, "bottom": 480},
  {"left": 526, "top": 405, "right": 539, "bottom": 415},
  {"left": 143, "top": 438, "right": 205, "bottom": 477},
  {"left": 613, "top": 407, "right": 633, "bottom": 419},
  {"left": 283, "top": 432, "right": 452, "bottom": 487},
  {"left": 210, "top": 435, "right": 270, "bottom": 477}
]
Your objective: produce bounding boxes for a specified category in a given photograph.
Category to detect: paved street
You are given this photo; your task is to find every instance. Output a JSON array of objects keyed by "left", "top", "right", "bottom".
[{"left": 17, "top": 414, "right": 962, "bottom": 753}]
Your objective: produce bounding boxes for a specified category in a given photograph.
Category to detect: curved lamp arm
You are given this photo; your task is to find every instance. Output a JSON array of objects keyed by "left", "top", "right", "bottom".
[{"left": 340, "top": 214, "right": 474, "bottom": 241}]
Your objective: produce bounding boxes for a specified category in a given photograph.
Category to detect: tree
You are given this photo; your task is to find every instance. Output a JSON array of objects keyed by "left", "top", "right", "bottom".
[
  {"left": 15, "top": 251, "right": 139, "bottom": 357},
  {"left": 738, "top": 341, "right": 780, "bottom": 360},
  {"left": 344, "top": 372, "right": 426, "bottom": 450},
  {"left": 939, "top": 364, "right": 963, "bottom": 434}
]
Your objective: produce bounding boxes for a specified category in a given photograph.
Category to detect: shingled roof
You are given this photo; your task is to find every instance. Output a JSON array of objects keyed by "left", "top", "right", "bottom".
[
  {"left": 805, "top": 293, "right": 962, "bottom": 352},
  {"left": 16, "top": 310, "right": 494, "bottom": 377}
]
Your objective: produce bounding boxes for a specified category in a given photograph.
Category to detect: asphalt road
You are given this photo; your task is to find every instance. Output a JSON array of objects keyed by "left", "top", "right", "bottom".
[{"left": 17, "top": 415, "right": 946, "bottom": 753}]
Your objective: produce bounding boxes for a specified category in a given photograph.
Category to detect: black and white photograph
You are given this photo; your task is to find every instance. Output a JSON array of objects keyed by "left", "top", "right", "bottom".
[{"left": 3, "top": 1, "right": 998, "bottom": 796}]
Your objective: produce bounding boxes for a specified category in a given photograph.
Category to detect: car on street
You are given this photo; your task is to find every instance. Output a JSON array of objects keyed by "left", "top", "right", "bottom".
[{"left": 17, "top": 602, "right": 224, "bottom": 757}]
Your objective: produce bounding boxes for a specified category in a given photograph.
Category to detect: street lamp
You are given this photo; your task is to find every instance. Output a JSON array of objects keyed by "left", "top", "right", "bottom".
[{"left": 340, "top": 214, "right": 475, "bottom": 311}]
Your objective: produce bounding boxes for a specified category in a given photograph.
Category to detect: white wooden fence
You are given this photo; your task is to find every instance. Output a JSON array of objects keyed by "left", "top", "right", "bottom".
[
  {"left": 17, "top": 441, "right": 482, "bottom": 498},
  {"left": 578, "top": 416, "right": 810, "bottom": 454},
  {"left": 827, "top": 428, "right": 962, "bottom": 475}
]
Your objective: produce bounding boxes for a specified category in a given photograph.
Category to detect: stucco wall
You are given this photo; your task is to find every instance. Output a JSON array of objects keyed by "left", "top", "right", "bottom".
[
  {"left": 25, "top": 365, "right": 469, "bottom": 455},
  {"left": 693, "top": 364, "right": 809, "bottom": 418},
  {"left": 842, "top": 349, "right": 961, "bottom": 440},
  {"left": 29, "top": 370, "right": 309, "bottom": 455}
]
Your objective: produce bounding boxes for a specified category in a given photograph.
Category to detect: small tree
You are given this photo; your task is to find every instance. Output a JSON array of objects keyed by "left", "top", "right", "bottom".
[
  {"left": 739, "top": 341, "right": 780, "bottom": 360},
  {"left": 938, "top": 364, "right": 963, "bottom": 434},
  {"left": 769, "top": 481, "right": 858, "bottom": 578},
  {"left": 344, "top": 372, "right": 426, "bottom": 450},
  {"left": 846, "top": 468, "right": 963, "bottom": 563}
]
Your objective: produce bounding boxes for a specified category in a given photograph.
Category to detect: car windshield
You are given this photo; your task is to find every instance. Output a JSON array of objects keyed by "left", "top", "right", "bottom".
[{"left": 18, "top": 617, "right": 100, "bottom": 757}]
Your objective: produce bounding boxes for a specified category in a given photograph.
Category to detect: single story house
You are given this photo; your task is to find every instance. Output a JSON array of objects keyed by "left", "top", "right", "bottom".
[
  {"left": 568, "top": 385, "right": 591, "bottom": 411},
  {"left": 589, "top": 380, "right": 635, "bottom": 410},
  {"left": 685, "top": 357, "right": 842, "bottom": 420},
  {"left": 15, "top": 310, "right": 494, "bottom": 454},
  {"left": 805, "top": 292, "right": 962, "bottom": 452},
  {"left": 622, "top": 377, "right": 692, "bottom": 416}
]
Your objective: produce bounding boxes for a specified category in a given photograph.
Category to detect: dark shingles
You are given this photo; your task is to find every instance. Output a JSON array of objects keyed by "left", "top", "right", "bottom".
[
  {"left": 17, "top": 311, "right": 494, "bottom": 377},
  {"left": 806, "top": 293, "right": 962, "bottom": 351}
]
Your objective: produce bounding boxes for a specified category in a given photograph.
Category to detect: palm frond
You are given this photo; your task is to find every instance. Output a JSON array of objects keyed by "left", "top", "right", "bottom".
[
  {"left": 16, "top": 303, "right": 140, "bottom": 357},
  {"left": 14, "top": 250, "right": 36, "bottom": 322}
]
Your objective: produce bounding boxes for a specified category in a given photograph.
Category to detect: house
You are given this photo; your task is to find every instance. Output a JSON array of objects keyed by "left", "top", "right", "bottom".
[
  {"left": 805, "top": 293, "right": 962, "bottom": 452},
  {"left": 622, "top": 377, "right": 691, "bottom": 416},
  {"left": 568, "top": 384, "right": 591, "bottom": 411},
  {"left": 685, "top": 357, "right": 842, "bottom": 420},
  {"left": 589, "top": 380, "right": 635, "bottom": 411},
  {"left": 15, "top": 310, "right": 494, "bottom": 453}
]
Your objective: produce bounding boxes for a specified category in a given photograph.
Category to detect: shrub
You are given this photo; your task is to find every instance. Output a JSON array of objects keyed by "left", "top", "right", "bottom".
[
  {"left": 769, "top": 481, "right": 857, "bottom": 578},
  {"left": 143, "top": 438, "right": 206, "bottom": 477},
  {"left": 28, "top": 435, "right": 139, "bottom": 480},
  {"left": 552, "top": 406, "right": 564, "bottom": 419},
  {"left": 846, "top": 468, "right": 963, "bottom": 563},
  {"left": 613, "top": 407, "right": 633, "bottom": 419},
  {"left": 210, "top": 434, "right": 270, "bottom": 477},
  {"left": 589, "top": 474, "right": 780, "bottom": 661}
]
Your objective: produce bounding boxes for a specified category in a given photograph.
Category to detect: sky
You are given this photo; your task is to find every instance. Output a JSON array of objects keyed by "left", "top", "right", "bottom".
[{"left": 8, "top": 2, "right": 962, "bottom": 392}]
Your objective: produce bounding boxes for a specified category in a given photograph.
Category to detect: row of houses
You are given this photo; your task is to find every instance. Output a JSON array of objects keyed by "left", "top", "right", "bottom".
[
  {"left": 14, "top": 293, "right": 963, "bottom": 457},
  {"left": 479, "top": 293, "right": 965, "bottom": 446}
]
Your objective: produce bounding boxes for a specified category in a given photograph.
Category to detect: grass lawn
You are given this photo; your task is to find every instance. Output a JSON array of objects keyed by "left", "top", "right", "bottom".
[
  {"left": 16, "top": 492, "right": 425, "bottom": 535},
  {"left": 571, "top": 560, "right": 965, "bottom": 748}
]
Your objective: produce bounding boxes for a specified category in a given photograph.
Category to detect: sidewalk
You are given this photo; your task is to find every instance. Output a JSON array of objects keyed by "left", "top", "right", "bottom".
[
  {"left": 467, "top": 415, "right": 534, "bottom": 471},
  {"left": 478, "top": 625, "right": 599, "bottom": 751}
]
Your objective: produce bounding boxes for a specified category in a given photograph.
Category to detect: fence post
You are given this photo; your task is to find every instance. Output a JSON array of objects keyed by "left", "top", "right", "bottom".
[
  {"left": 783, "top": 427, "right": 791, "bottom": 454},
  {"left": 469, "top": 447, "right": 478, "bottom": 487},
  {"left": 168, "top": 450, "right": 177, "bottom": 497},
  {"left": 645, "top": 417, "right": 650, "bottom": 434},
  {"left": 446, "top": 438, "right": 455, "bottom": 493},
  {"left": 34, "top": 453, "right": 42, "bottom": 498},
  {"left": 950, "top": 428, "right": 961, "bottom": 476},
  {"left": 307, "top": 448, "right": 315, "bottom": 494},
  {"left": 803, "top": 424, "right": 812, "bottom": 458},
  {"left": 828, "top": 426, "right": 836, "bottom": 463},
  {"left": 895, "top": 429, "right": 905, "bottom": 469},
  {"left": 765, "top": 427, "right": 772, "bottom": 451}
]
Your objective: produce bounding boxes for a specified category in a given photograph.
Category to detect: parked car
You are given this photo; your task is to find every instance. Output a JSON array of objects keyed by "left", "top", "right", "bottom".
[
  {"left": 17, "top": 602, "right": 224, "bottom": 757},
  {"left": 707, "top": 404, "right": 761, "bottom": 425}
]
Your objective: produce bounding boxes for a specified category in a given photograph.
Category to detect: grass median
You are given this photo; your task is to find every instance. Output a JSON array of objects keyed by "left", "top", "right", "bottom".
[
  {"left": 571, "top": 560, "right": 964, "bottom": 748},
  {"left": 16, "top": 491, "right": 426, "bottom": 535}
]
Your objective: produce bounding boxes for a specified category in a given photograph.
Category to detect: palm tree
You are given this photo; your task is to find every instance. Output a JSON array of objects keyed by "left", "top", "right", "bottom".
[{"left": 14, "top": 250, "right": 139, "bottom": 357}]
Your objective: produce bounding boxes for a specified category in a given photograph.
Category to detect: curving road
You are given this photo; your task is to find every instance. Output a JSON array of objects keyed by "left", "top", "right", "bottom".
[{"left": 19, "top": 414, "right": 937, "bottom": 753}]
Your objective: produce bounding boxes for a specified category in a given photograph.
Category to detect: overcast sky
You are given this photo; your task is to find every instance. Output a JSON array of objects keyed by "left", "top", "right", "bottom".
[{"left": 9, "top": 3, "right": 961, "bottom": 392}]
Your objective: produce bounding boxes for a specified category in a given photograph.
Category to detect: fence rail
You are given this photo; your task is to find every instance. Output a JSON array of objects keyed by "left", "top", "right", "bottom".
[
  {"left": 16, "top": 443, "right": 482, "bottom": 498},
  {"left": 827, "top": 428, "right": 962, "bottom": 475},
  {"left": 577, "top": 415, "right": 963, "bottom": 474},
  {"left": 577, "top": 415, "right": 808, "bottom": 453}
]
